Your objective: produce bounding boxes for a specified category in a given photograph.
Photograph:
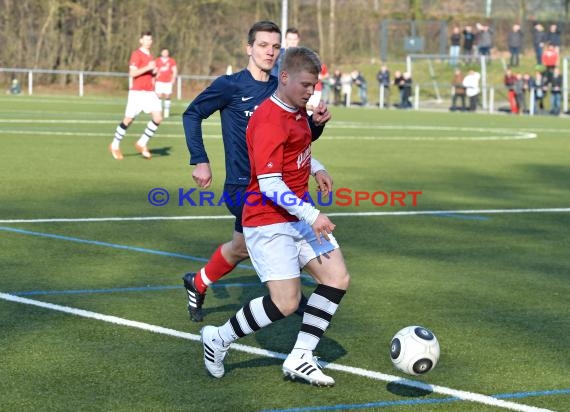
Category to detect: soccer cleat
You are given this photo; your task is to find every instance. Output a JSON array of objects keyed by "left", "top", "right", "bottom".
[
  {"left": 182, "top": 272, "right": 206, "bottom": 322},
  {"left": 109, "top": 144, "right": 123, "bottom": 160},
  {"left": 135, "top": 143, "right": 152, "bottom": 159},
  {"left": 282, "top": 351, "right": 335, "bottom": 386},
  {"left": 200, "top": 325, "right": 229, "bottom": 378}
]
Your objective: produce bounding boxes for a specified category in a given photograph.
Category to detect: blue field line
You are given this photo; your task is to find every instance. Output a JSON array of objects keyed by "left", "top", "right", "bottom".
[
  {"left": 262, "top": 388, "right": 570, "bottom": 411},
  {"left": 431, "top": 212, "right": 490, "bottom": 221},
  {"left": 12, "top": 276, "right": 317, "bottom": 297},
  {"left": 0, "top": 225, "right": 255, "bottom": 268}
]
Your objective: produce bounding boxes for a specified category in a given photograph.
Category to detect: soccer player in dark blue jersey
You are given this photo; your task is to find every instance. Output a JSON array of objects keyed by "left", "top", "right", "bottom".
[{"left": 182, "top": 20, "right": 333, "bottom": 322}]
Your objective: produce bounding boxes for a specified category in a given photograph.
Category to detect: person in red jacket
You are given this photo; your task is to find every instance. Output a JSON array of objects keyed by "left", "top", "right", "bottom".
[{"left": 541, "top": 43, "right": 559, "bottom": 83}]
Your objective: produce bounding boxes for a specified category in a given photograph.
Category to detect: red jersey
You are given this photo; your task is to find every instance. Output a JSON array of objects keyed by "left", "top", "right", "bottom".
[
  {"left": 243, "top": 95, "right": 312, "bottom": 227},
  {"left": 155, "top": 57, "right": 177, "bottom": 83},
  {"left": 129, "top": 48, "right": 154, "bottom": 91}
]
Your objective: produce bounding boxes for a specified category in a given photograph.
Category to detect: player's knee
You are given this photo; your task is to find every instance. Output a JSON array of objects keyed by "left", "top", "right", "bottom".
[{"left": 328, "top": 270, "right": 350, "bottom": 291}]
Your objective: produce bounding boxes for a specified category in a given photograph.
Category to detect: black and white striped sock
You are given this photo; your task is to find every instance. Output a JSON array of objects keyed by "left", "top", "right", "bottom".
[
  {"left": 112, "top": 122, "right": 128, "bottom": 149},
  {"left": 293, "top": 284, "right": 346, "bottom": 351},
  {"left": 217, "top": 296, "right": 285, "bottom": 344},
  {"left": 137, "top": 120, "right": 159, "bottom": 146}
]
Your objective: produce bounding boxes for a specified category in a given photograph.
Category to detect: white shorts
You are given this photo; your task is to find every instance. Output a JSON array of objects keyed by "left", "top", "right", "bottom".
[
  {"left": 243, "top": 220, "right": 339, "bottom": 283},
  {"left": 124, "top": 90, "right": 162, "bottom": 118},
  {"left": 155, "top": 81, "right": 173, "bottom": 96}
]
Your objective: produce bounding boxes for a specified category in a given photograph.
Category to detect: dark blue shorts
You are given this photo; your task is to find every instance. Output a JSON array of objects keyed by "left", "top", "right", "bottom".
[{"left": 224, "top": 184, "right": 246, "bottom": 233}]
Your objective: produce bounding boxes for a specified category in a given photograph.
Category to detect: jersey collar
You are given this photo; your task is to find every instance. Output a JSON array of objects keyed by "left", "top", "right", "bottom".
[{"left": 270, "top": 93, "right": 298, "bottom": 113}]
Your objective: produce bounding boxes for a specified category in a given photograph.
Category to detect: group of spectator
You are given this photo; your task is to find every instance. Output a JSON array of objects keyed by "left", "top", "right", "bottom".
[
  {"left": 317, "top": 68, "right": 369, "bottom": 107},
  {"left": 376, "top": 65, "right": 413, "bottom": 109},
  {"left": 503, "top": 66, "right": 563, "bottom": 115},
  {"left": 448, "top": 22, "right": 563, "bottom": 68}
]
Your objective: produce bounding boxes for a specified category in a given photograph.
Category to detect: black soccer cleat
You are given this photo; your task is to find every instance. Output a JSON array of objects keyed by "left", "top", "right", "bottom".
[{"left": 182, "top": 272, "right": 206, "bottom": 322}]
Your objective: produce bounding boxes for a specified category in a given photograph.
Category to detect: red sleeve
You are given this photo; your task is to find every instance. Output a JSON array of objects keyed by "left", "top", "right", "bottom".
[
  {"left": 129, "top": 51, "right": 140, "bottom": 68},
  {"left": 250, "top": 121, "right": 287, "bottom": 178}
]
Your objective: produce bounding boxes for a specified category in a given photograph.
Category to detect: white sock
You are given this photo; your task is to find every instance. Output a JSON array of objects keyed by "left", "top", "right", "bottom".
[
  {"left": 164, "top": 100, "right": 171, "bottom": 117},
  {"left": 112, "top": 123, "right": 127, "bottom": 149}
]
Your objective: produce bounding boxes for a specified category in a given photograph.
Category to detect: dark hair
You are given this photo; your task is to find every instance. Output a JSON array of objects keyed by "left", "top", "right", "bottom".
[
  {"left": 247, "top": 21, "right": 281, "bottom": 45},
  {"left": 286, "top": 27, "right": 300, "bottom": 36},
  {"left": 141, "top": 30, "right": 152, "bottom": 37},
  {"left": 281, "top": 47, "right": 321, "bottom": 76}
]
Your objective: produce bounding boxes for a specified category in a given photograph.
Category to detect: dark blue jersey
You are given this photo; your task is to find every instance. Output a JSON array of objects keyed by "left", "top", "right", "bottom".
[
  {"left": 183, "top": 68, "right": 325, "bottom": 186},
  {"left": 183, "top": 69, "right": 278, "bottom": 186}
]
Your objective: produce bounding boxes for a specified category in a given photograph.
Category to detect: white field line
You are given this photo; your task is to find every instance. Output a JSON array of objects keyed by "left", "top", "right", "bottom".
[
  {"left": 0, "top": 119, "right": 537, "bottom": 140},
  {"left": 1, "top": 208, "right": 569, "bottom": 224},
  {"left": 0, "top": 128, "right": 536, "bottom": 141},
  {"left": 0, "top": 292, "right": 552, "bottom": 412}
]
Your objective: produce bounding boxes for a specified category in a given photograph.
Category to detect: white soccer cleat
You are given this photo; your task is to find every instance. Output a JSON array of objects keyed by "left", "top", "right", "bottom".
[
  {"left": 282, "top": 351, "right": 335, "bottom": 386},
  {"left": 200, "top": 326, "right": 229, "bottom": 378}
]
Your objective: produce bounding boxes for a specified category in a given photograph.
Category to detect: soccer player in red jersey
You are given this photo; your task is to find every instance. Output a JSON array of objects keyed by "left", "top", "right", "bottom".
[
  {"left": 155, "top": 48, "right": 178, "bottom": 118},
  {"left": 200, "top": 47, "right": 350, "bottom": 386},
  {"left": 110, "top": 31, "right": 162, "bottom": 160}
]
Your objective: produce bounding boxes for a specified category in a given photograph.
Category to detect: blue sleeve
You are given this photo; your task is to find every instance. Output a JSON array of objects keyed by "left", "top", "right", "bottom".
[
  {"left": 308, "top": 116, "right": 325, "bottom": 142},
  {"left": 182, "top": 76, "right": 234, "bottom": 165}
]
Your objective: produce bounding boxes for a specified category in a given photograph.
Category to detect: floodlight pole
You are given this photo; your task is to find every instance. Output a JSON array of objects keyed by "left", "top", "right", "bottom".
[{"left": 281, "top": 0, "right": 288, "bottom": 34}]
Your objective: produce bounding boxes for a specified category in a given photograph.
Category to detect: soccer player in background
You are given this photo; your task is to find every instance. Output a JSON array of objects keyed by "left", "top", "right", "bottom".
[
  {"left": 182, "top": 21, "right": 332, "bottom": 322},
  {"left": 271, "top": 27, "right": 301, "bottom": 77},
  {"left": 155, "top": 48, "right": 178, "bottom": 118},
  {"left": 110, "top": 31, "right": 162, "bottom": 160},
  {"left": 200, "top": 47, "right": 350, "bottom": 386}
]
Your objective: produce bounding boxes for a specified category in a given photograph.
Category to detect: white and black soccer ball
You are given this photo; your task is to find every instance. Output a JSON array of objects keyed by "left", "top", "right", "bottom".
[{"left": 390, "top": 326, "right": 440, "bottom": 375}]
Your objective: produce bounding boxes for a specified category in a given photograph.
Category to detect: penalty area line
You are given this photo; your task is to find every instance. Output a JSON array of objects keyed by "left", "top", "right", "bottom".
[{"left": 0, "top": 293, "right": 552, "bottom": 412}]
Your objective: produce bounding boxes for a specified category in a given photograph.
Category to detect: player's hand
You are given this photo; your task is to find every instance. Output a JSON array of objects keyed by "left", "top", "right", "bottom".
[
  {"left": 147, "top": 60, "right": 156, "bottom": 71},
  {"left": 312, "top": 101, "right": 332, "bottom": 126},
  {"left": 311, "top": 213, "right": 335, "bottom": 244},
  {"left": 192, "top": 163, "right": 212, "bottom": 188},
  {"left": 314, "top": 169, "right": 333, "bottom": 197}
]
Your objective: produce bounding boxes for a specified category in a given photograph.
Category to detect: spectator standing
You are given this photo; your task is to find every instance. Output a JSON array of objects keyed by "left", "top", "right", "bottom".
[
  {"left": 449, "top": 26, "right": 461, "bottom": 66},
  {"left": 393, "top": 70, "right": 404, "bottom": 107},
  {"left": 9, "top": 78, "right": 21, "bottom": 95},
  {"left": 532, "top": 23, "right": 546, "bottom": 66},
  {"left": 542, "top": 44, "right": 559, "bottom": 83},
  {"left": 340, "top": 72, "right": 353, "bottom": 106},
  {"left": 463, "top": 25, "right": 476, "bottom": 64},
  {"left": 549, "top": 67, "right": 562, "bottom": 115},
  {"left": 351, "top": 69, "right": 368, "bottom": 106},
  {"left": 376, "top": 64, "right": 391, "bottom": 108},
  {"left": 477, "top": 24, "right": 493, "bottom": 59},
  {"left": 331, "top": 69, "right": 342, "bottom": 105},
  {"left": 507, "top": 24, "right": 523, "bottom": 68},
  {"left": 504, "top": 68, "right": 518, "bottom": 113},
  {"left": 529, "top": 70, "right": 546, "bottom": 113},
  {"left": 400, "top": 72, "right": 413, "bottom": 108},
  {"left": 513, "top": 73, "right": 527, "bottom": 114},
  {"left": 546, "top": 24, "right": 561, "bottom": 54}
]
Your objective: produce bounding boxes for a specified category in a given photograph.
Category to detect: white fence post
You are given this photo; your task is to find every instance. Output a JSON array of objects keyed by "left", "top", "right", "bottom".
[
  {"left": 414, "top": 84, "right": 420, "bottom": 110},
  {"left": 79, "top": 72, "right": 84, "bottom": 97},
  {"left": 488, "top": 87, "right": 494, "bottom": 113},
  {"left": 28, "top": 71, "right": 33, "bottom": 95}
]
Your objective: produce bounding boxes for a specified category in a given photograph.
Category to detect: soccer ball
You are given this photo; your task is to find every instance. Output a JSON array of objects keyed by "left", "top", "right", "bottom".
[{"left": 390, "top": 326, "right": 440, "bottom": 375}]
